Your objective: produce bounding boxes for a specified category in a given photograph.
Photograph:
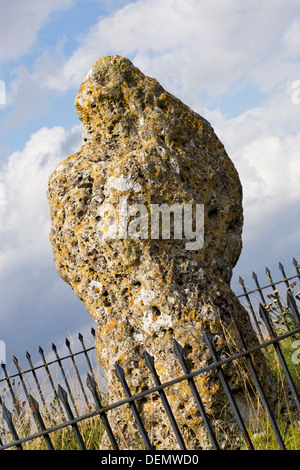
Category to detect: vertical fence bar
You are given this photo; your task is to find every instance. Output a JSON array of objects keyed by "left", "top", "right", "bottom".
[
  {"left": 38, "top": 346, "right": 65, "bottom": 419},
  {"left": 144, "top": 351, "right": 186, "bottom": 450},
  {"left": 287, "top": 292, "right": 300, "bottom": 327},
  {"left": 65, "top": 338, "right": 89, "bottom": 408},
  {"left": 173, "top": 339, "right": 220, "bottom": 450},
  {"left": 29, "top": 395, "right": 54, "bottom": 450},
  {"left": 239, "top": 276, "right": 263, "bottom": 341},
  {"left": 266, "top": 267, "right": 284, "bottom": 313},
  {"left": 0, "top": 403, "right": 3, "bottom": 446},
  {"left": 86, "top": 373, "right": 119, "bottom": 450},
  {"left": 259, "top": 304, "right": 300, "bottom": 412},
  {"left": 52, "top": 343, "right": 79, "bottom": 416},
  {"left": 202, "top": 331, "right": 254, "bottom": 450},
  {"left": 1, "top": 363, "right": 20, "bottom": 415},
  {"left": 114, "top": 362, "right": 153, "bottom": 450},
  {"left": 57, "top": 384, "right": 86, "bottom": 450},
  {"left": 26, "top": 351, "right": 47, "bottom": 413},
  {"left": 252, "top": 271, "right": 267, "bottom": 305},
  {"left": 231, "top": 318, "right": 286, "bottom": 450},
  {"left": 2, "top": 404, "right": 23, "bottom": 450},
  {"left": 0, "top": 395, "right": 4, "bottom": 449},
  {"left": 266, "top": 266, "right": 289, "bottom": 329},
  {"left": 13, "top": 356, "right": 30, "bottom": 403},
  {"left": 78, "top": 332, "right": 95, "bottom": 380},
  {"left": 293, "top": 258, "right": 300, "bottom": 282},
  {"left": 278, "top": 262, "right": 290, "bottom": 289}
]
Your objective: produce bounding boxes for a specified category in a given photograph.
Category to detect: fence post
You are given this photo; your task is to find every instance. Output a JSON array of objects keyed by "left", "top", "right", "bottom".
[
  {"left": 266, "top": 267, "right": 285, "bottom": 314},
  {"left": 293, "top": 258, "right": 300, "bottom": 281},
  {"left": 78, "top": 331, "right": 95, "bottom": 380},
  {"left": 144, "top": 351, "right": 186, "bottom": 450},
  {"left": 65, "top": 338, "right": 89, "bottom": 407},
  {"left": 239, "top": 275, "right": 264, "bottom": 341},
  {"left": 2, "top": 404, "right": 23, "bottom": 450},
  {"left": 57, "top": 384, "right": 86, "bottom": 450},
  {"left": 29, "top": 395, "right": 54, "bottom": 450},
  {"left": 252, "top": 271, "right": 267, "bottom": 305},
  {"left": 86, "top": 373, "right": 119, "bottom": 450},
  {"left": 173, "top": 339, "right": 220, "bottom": 450},
  {"left": 26, "top": 351, "right": 47, "bottom": 413},
  {"left": 114, "top": 362, "right": 153, "bottom": 450},
  {"left": 52, "top": 343, "right": 79, "bottom": 416},
  {"left": 13, "top": 355, "right": 30, "bottom": 403},
  {"left": 287, "top": 292, "right": 300, "bottom": 327},
  {"left": 1, "top": 363, "right": 21, "bottom": 416},
  {"left": 38, "top": 346, "right": 65, "bottom": 419},
  {"left": 279, "top": 262, "right": 290, "bottom": 289},
  {"left": 202, "top": 331, "right": 254, "bottom": 450}
]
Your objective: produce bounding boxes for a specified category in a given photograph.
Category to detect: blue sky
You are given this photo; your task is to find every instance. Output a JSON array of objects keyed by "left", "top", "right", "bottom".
[{"left": 0, "top": 0, "right": 300, "bottom": 364}]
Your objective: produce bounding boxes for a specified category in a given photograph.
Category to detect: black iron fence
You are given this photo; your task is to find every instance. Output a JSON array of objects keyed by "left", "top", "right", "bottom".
[
  {"left": 0, "top": 258, "right": 300, "bottom": 450},
  {"left": 0, "top": 328, "right": 102, "bottom": 415},
  {"left": 237, "top": 257, "right": 300, "bottom": 340}
]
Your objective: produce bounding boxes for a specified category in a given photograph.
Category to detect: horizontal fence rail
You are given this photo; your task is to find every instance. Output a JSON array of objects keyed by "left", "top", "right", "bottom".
[{"left": 0, "top": 259, "right": 300, "bottom": 450}]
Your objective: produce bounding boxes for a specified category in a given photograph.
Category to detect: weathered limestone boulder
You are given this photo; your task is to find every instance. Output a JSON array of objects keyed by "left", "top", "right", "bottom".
[{"left": 47, "top": 56, "right": 276, "bottom": 449}]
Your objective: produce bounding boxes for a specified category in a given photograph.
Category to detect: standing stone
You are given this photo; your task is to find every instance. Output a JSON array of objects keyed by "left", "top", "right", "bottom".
[{"left": 47, "top": 56, "right": 276, "bottom": 449}]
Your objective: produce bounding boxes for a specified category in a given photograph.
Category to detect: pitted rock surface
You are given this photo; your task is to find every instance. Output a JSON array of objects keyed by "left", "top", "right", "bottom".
[{"left": 48, "top": 56, "right": 276, "bottom": 449}]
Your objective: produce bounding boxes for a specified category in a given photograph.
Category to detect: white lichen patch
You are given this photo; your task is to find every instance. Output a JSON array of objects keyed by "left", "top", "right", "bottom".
[
  {"left": 105, "top": 175, "right": 142, "bottom": 193},
  {"left": 136, "top": 287, "right": 156, "bottom": 307},
  {"left": 143, "top": 309, "right": 172, "bottom": 335},
  {"left": 88, "top": 280, "right": 104, "bottom": 297}
]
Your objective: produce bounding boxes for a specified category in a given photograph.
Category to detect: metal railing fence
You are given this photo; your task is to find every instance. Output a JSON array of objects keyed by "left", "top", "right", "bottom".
[
  {"left": 0, "top": 259, "right": 300, "bottom": 450},
  {"left": 0, "top": 328, "right": 104, "bottom": 419},
  {"left": 237, "top": 257, "right": 300, "bottom": 340}
]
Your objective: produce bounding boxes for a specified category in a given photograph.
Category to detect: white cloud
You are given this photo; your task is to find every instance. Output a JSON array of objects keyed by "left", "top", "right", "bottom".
[
  {"left": 0, "top": 0, "right": 75, "bottom": 62},
  {"left": 42, "top": 0, "right": 300, "bottom": 102},
  {"left": 3, "top": 66, "right": 51, "bottom": 128},
  {"left": 0, "top": 125, "right": 82, "bottom": 269},
  {"left": 282, "top": 16, "right": 300, "bottom": 58},
  {"left": 208, "top": 96, "right": 300, "bottom": 244},
  {"left": 0, "top": 123, "right": 95, "bottom": 359}
]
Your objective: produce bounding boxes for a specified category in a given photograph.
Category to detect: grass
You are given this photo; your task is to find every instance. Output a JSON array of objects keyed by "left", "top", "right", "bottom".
[
  {"left": 0, "top": 340, "right": 108, "bottom": 450},
  {"left": 238, "top": 359, "right": 300, "bottom": 450},
  {"left": 243, "top": 409, "right": 300, "bottom": 450},
  {"left": 262, "top": 280, "right": 300, "bottom": 388},
  {"left": 0, "top": 385, "right": 107, "bottom": 450},
  {"left": 23, "top": 415, "right": 105, "bottom": 450},
  {"left": 238, "top": 279, "right": 300, "bottom": 450}
]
